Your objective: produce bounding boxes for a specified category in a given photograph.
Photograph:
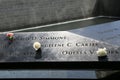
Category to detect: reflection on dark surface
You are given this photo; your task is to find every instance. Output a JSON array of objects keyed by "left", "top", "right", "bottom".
[
  {"left": 0, "top": 70, "right": 97, "bottom": 79},
  {"left": 98, "top": 56, "right": 108, "bottom": 62},
  {"left": 35, "top": 48, "right": 42, "bottom": 59},
  {"left": 0, "top": 70, "right": 118, "bottom": 79}
]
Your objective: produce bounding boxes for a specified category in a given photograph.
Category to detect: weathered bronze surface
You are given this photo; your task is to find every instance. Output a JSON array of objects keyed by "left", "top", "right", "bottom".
[{"left": 0, "top": 21, "right": 120, "bottom": 62}]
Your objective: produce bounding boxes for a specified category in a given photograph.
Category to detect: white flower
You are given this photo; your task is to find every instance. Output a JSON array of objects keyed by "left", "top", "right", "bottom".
[
  {"left": 96, "top": 48, "right": 107, "bottom": 56},
  {"left": 33, "top": 42, "right": 41, "bottom": 50}
]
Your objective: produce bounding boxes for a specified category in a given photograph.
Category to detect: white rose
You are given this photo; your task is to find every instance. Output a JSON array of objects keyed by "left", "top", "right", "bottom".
[
  {"left": 33, "top": 42, "right": 41, "bottom": 50},
  {"left": 96, "top": 48, "right": 107, "bottom": 56}
]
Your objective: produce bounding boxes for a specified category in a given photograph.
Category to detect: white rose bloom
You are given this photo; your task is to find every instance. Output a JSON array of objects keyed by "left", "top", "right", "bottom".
[
  {"left": 33, "top": 42, "right": 41, "bottom": 50},
  {"left": 96, "top": 48, "right": 107, "bottom": 56}
]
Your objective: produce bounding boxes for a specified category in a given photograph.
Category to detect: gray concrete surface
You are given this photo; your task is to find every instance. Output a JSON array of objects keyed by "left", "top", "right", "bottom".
[
  {"left": 0, "top": 0, "right": 120, "bottom": 32},
  {"left": 0, "top": 0, "right": 98, "bottom": 31}
]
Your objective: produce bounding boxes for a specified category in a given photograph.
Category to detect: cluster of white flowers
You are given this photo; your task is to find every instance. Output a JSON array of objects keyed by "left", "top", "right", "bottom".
[{"left": 96, "top": 47, "right": 107, "bottom": 56}]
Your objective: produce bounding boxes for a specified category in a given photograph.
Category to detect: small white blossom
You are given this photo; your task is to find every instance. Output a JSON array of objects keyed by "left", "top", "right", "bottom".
[
  {"left": 96, "top": 48, "right": 107, "bottom": 56},
  {"left": 33, "top": 42, "right": 41, "bottom": 50}
]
